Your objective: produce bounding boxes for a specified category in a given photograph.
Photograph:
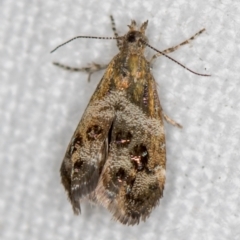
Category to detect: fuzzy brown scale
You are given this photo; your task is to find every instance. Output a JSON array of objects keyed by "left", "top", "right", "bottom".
[{"left": 57, "top": 16, "right": 209, "bottom": 225}]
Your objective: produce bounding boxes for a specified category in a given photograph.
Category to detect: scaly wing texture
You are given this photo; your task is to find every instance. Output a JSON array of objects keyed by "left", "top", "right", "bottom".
[
  {"left": 94, "top": 53, "right": 166, "bottom": 225},
  {"left": 61, "top": 46, "right": 166, "bottom": 225},
  {"left": 60, "top": 84, "right": 115, "bottom": 214}
]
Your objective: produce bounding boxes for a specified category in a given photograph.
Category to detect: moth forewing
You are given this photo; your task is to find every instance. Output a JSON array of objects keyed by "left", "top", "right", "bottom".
[
  {"left": 92, "top": 74, "right": 166, "bottom": 225},
  {"left": 60, "top": 90, "right": 116, "bottom": 214}
]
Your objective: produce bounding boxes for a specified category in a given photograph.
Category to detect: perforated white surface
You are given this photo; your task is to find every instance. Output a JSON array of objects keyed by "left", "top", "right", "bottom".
[{"left": 1, "top": 0, "right": 240, "bottom": 239}]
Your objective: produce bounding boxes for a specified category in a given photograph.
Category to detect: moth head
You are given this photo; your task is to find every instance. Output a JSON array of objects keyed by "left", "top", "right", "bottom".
[{"left": 122, "top": 20, "right": 149, "bottom": 52}]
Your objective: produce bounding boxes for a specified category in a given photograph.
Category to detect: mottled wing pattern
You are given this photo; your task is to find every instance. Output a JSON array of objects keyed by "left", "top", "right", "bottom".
[
  {"left": 60, "top": 83, "right": 115, "bottom": 214},
  {"left": 60, "top": 20, "right": 166, "bottom": 225},
  {"left": 60, "top": 52, "right": 166, "bottom": 225},
  {"left": 93, "top": 53, "right": 166, "bottom": 225}
]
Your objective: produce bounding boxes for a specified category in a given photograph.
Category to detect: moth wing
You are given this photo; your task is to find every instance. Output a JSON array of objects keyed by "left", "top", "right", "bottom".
[
  {"left": 60, "top": 74, "right": 115, "bottom": 214},
  {"left": 94, "top": 75, "right": 166, "bottom": 225},
  {"left": 60, "top": 49, "right": 167, "bottom": 225}
]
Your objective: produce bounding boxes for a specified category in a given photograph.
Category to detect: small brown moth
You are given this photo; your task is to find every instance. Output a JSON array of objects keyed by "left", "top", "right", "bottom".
[{"left": 52, "top": 16, "right": 209, "bottom": 225}]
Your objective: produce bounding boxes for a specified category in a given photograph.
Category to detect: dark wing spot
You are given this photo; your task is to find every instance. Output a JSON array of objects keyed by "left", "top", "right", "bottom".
[
  {"left": 69, "top": 134, "right": 83, "bottom": 155},
  {"left": 116, "top": 168, "right": 126, "bottom": 182},
  {"left": 73, "top": 160, "right": 83, "bottom": 173},
  {"left": 130, "top": 144, "right": 148, "bottom": 171},
  {"left": 115, "top": 131, "right": 132, "bottom": 147}
]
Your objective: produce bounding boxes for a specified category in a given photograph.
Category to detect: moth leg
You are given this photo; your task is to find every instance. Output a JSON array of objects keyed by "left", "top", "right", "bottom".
[
  {"left": 53, "top": 62, "right": 108, "bottom": 82},
  {"left": 150, "top": 29, "right": 206, "bottom": 64},
  {"left": 163, "top": 112, "right": 182, "bottom": 128},
  {"left": 110, "top": 15, "right": 122, "bottom": 50}
]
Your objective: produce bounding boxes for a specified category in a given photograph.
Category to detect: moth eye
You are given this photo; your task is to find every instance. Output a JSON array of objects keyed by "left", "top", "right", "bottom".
[
  {"left": 70, "top": 134, "right": 83, "bottom": 155},
  {"left": 130, "top": 144, "right": 148, "bottom": 171},
  {"left": 115, "top": 131, "right": 132, "bottom": 147},
  {"left": 116, "top": 168, "right": 126, "bottom": 182},
  {"left": 127, "top": 33, "right": 136, "bottom": 42},
  {"left": 86, "top": 125, "right": 103, "bottom": 140}
]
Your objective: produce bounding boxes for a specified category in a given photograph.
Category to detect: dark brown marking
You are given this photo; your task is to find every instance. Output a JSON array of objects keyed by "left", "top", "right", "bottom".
[
  {"left": 70, "top": 134, "right": 83, "bottom": 155},
  {"left": 130, "top": 144, "right": 148, "bottom": 171},
  {"left": 116, "top": 168, "right": 126, "bottom": 182},
  {"left": 115, "top": 131, "right": 132, "bottom": 147}
]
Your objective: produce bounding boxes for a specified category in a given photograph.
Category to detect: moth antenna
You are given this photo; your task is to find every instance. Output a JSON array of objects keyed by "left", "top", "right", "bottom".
[
  {"left": 142, "top": 40, "right": 210, "bottom": 77},
  {"left": 51, "top": 36, "right": 123, "bottom": 53}
]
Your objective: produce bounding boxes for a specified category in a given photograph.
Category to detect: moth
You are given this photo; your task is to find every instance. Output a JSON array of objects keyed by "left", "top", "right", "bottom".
[{"left": 52, "top": 16, "right": 209, "bottom": 225}]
